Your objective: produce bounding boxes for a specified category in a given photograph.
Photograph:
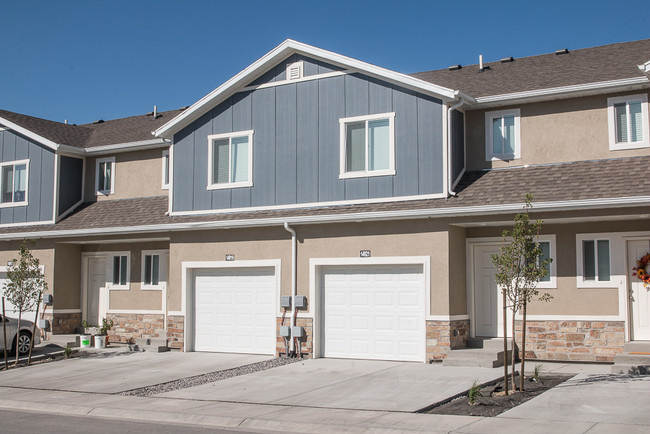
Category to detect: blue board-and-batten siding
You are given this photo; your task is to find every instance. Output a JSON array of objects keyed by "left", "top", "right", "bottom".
[
  {"left": 0, "top": 129, "right": 54, "bottom": 224},
  {"left": 173, "top": 71, "right": 443, "bottom": 213},
  {"left": 247, "top": 54, "right": 345, "bottom": 87}
]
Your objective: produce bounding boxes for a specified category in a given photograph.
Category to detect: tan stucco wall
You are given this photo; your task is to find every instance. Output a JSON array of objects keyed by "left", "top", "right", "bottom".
[
  {"left": 465, "top": 90, "right": 650, "bottom": 170},
  {"left": 84, "top": 148, "right": 168, "bottom": 202},
  {"left": 81, "top": 241, "right": 169, "bottom": 311},
  {"left": 448, "top": 225, "right": 467, "bottom": 315},
  {"left": 0, "top": 240, "right": 55, "bottom": 309},
  {"left": 53, "top": 243, "right": 82, "bottom": 309},
  {"left": 168, "top": 220, "right": 456, "bottom": 316}
]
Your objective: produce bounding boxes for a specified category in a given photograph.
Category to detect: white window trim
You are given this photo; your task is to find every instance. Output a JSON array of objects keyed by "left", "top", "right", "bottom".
[
  {"left": 607, "top": 93, "right": 650, "bottom": 151},
  {"left": 576, "top": 234, "right": 613, "bottom": 288},
  {"left": 536, "top": 235, "right": 557, "bottom": 289},
  {"left": 207, "top": 130, "right": 254, "bottom": 190},
  {"left": 0, "top": 159, "right": 29, "bottom": 208},
  {"left": 485, "top": 108, "right": 521, "bottom": 161},
  {"left": 109, "top": 252, "right": 130, "bottom": 290},
  {"left": 141, "top": 250, "right": 168, "bottom": 290},
  {"left": 162, "top": 150, "right": 170, "bottom": 190},
  {"left": 339, "top": 112, "right": 396, "bottom": 179},
  {"left": 95, "top": 157, "right": 115, "bottom": 195}
]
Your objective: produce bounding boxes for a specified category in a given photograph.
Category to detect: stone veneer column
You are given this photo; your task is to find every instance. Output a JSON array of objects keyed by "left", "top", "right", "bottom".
[
  {"left": 166, "top": 315, "right": 184, "bottom": 351},
  {"left": 426, "top": 319, "right": 469, "bottom": 361},
  {"left": 276, "top": 317, "right": 313, "bottom": 358}
]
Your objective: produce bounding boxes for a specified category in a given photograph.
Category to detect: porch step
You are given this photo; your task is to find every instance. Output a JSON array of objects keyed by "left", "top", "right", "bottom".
[
  {"left": 443, "top": 348, "right": 513, "bottom": 368},
  {"left": 611, "top": 342, "right": 650, "bottom": 374},
  {"left": 134, "top": 338, "right": 170, "bottom": 353},
  {"left": 468, "top": 337, "right": 517, "bottom": 351}
]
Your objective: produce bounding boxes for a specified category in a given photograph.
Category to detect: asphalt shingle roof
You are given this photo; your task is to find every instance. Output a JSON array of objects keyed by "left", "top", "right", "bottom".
[
  {"left": 0, "top": 156, "right": 646, "bottom": 236},
  {"left": 411, "top": 39, "right": 650, "bottom": 98}
]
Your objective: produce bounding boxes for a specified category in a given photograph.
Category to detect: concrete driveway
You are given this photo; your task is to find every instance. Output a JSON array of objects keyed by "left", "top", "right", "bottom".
[{"left": 161, "top": 358, "right": 503, "bottom": 412}]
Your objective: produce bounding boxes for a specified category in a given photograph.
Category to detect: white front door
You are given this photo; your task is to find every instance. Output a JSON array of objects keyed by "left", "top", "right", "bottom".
[
  {"left": 193, "top": 267, "right": 276, "bottom": 354},
  {"left": 629, "top": 240, "right": 650, "bottom": 341},
  {"left": 472, "top": 244, "right": 510, "bottom": 338},
  {"left": 86, "top": 257, "right": 107, "bottom": 326},
  {"left": 320, "top": 264, "right": 425, "bottom": 362}
]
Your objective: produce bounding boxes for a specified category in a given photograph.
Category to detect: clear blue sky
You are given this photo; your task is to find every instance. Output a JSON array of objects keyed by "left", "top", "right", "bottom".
[{"left": 1, "top": 0, "right": 649, "bottom": 125}]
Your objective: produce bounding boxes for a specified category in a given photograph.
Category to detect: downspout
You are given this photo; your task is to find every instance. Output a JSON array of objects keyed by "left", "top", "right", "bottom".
[
  {"left": 447, "top": 96, "right": 465, "bottom": 197},
  {"left": 283, "top": 222, "right": 297, "bottom": 354}
]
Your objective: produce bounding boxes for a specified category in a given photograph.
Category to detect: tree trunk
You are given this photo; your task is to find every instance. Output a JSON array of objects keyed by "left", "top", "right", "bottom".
[
  {"left": 511, "top": 308, "right": 517, "bottom": 392},
  {"left": 28, "top": 292, "right": 41, "bottom": 365},
  {"left": 14, "top": 311, "right": 22, "bottom": 367},
  {"left": 502, "top": 289, "right": 508, "bottom": 395},
  {"left": 520, "top": 299, "right": 527, "bottom": 392},
  {"left": 2, "top": 298, "right": 8, "bottom": 370}
]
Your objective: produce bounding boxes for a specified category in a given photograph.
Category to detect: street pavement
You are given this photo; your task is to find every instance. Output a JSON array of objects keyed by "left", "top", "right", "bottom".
[{"left": 0, "top": 345, "right": 648, "bottom": 433}]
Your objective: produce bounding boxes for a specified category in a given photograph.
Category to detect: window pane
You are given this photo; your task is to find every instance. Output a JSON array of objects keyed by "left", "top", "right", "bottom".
[
  {"left": 346, "top": 122, "right": 366, "bottom": 172},
  {"left": 213, "top": 139, "right": 230, "bottom": 184},
  {"left": 120, "top": 256, "right": 127, "bottom": 286},
  {"left": 583, "top": 240, "right": 595, "bottom": 280},
  {"left": 539, "top": 241, "right": 551, "bottom": 282},
  {"left": 368, "top": 119, "right": 390, "bottom": 171},
  {"left": 113, "top": 256, "right": 120, "bottom": 285},
  {"left": 492, "top": 117, "right": 503, "bottom": 154},
  {"left": 98, "top": 162, "right": 106, "bottom": 191},
  {"left": 2, "top": 165, "right": 13, "bottom": 203},
  {"left": 597, "top": 240, "right": 610, "bottom": 281},
  {"left": 503, "top": 115, "right": 515, "bottom": 155},
  {"left": 144, "top": 255, "right": 152, "bottom": 285},
  {"left": 163, "top": 153, "right": 169, "bottom": 185},
  {"left": 629, "top": 101, "right": 643, "bottom": 142},
  {"left": 152, "top": 255, "right": 159, "bottom": 286},
  {"left": 615, "top": 103, "right": 628, "bottom": 143},
  {"left": 14, "top": 164, "right": 26, "bottom": 202},
  {"left": 231, "top": 136, "right": 249, "bottom": 183}
]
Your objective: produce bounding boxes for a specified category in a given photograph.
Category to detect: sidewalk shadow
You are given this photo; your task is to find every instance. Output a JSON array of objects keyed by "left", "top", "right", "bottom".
[{"left": 560, "top": 372, "right": 650, "bottom": 388}]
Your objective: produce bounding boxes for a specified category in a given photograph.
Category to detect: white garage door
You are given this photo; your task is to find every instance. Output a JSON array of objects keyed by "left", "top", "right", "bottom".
[
  {"left": 321, "top": 264, "right": 425, "bottom": 362},
  {"left": 194, "top": 267, "right": 276, "bottom": 354}
]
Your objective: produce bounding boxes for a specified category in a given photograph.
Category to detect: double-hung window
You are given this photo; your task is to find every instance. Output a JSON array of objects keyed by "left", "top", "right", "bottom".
[
  {"left": 0, "top": 160, "right": 28, "bottom": 206},
  {"left": 207, "top": 131, "right": 254, "bottom": 189},
  {"left": 485, "top": 109, "right": 521, "bottom": 161},
  {"left": 536, "top": 235, "right": 557, "bottom": 289},
  {"left": 141, "top": 250, "right": 168, "bottom": 290},
  {"left": 111, "top": 254, "right": 129, "bottom": 288},
  {"left": 96, "top": 157, "right": 115, "bottom": 195},
  {"left": 339, "top": 112, "right": 395, "bottom": 179},
  {"left": 576, "top": 235, "right": 612, "bottom": 287},
  {"left": 607, "top": 94, "right": 649, "bottom": 150}
]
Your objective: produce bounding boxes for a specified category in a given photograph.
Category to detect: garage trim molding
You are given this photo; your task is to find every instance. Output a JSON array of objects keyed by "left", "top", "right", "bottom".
[
  {"left": 180, "top": 259, "right": 282, "bottom": 352},
  {"left": 309, "top": 256, "right": 430, "bottom": 359}
]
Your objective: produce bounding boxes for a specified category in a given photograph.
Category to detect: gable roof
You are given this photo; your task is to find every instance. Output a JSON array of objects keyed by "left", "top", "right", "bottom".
[
  {"left": 411, "top": 39, "right": 650, "bottom": 104},
  {"left": 154, "top": 39, "right": 461, "bottom": 138},
  {"left": 0, "top": 108, "right": 184, "bottom": 153}
]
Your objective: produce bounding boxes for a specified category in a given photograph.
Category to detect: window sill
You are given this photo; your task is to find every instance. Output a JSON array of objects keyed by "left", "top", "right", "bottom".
[
  {"left": 207, "top": 181, "right": 253, "bottom": 190},
  {"left": 0, "top": 201, "right": 28, "bottom": 209},
  {"left": 487, "top": 154, "right": 519, "bottom": 162},
  {"left": 339, "top": 169, "right": 396, "bottom": 180},
  {"left": 108, "top": 284, "right": 130, "bottom": 291},
  {"left": 609, "top": 141, "right": 650, "bottom": 151},
  {"left": 141, "top": 284, "right": 165, "bottom": 291},
  {"left": 576, "top": 278, "right": 617, "bottom": 289},
  {"left": 96, "top": 190, "right": 113, "bottom": 196}
]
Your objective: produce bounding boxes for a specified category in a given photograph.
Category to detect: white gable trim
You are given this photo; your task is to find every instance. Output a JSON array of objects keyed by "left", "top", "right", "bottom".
[
  {"left": 0, "top": 116, "right": 59, "bottom": 151},
  {"left": 154, "top": 39, "right": 461, "bottom": 138}
]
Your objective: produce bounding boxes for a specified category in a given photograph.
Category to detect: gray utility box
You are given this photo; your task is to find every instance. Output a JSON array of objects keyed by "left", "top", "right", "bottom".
[
  {"left": 38, "top": 319, "right": 50, "bottom": 331},
  {"left": 280, "top": 325, "right": 291, "bottom": 337},
  {"left": 294, "top": 295, "right": 307, "bottom": 309},
  {"left": 280, "top": 295, "right": 292, "bottom": 308},
  {"left": 42, "top": 294, "right": 53, "bottom": 305},
  {"left": 292, "top": 326, "right": 305, "bottom": 338}
]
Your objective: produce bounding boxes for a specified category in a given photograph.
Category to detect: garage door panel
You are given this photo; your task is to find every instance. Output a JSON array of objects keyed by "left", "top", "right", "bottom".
[
  {"left": 194, "top": 267, "right": 276, "bottom": 354},
  {"left": 322, "top": 264, "right": 425, "bottom": 362}
]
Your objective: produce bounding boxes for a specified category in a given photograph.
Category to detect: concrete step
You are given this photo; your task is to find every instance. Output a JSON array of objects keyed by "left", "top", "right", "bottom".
[
  {"left": 611, "top": 364, "right": 650, "bottom": 375},
  {"left": 468, "top": 337, "right": 517, "bottom": 352},
  {"left": 623, "top": 341, "right": 650, "bottom": 353},
  {"left": 614, "top": 352, "right": 650, "bottom": 365},
  {"left": 134, "top": 338, "right": 169, "bottom": 352},
  {"left": 142, "top": 345, "right": 170, "bottom": 353},
  {"left": 443, "top": 348, "right": 513, "bottom": 368}
]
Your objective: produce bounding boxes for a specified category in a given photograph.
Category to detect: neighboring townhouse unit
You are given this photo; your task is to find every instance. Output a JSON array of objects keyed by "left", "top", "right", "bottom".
[{"left": 0, "top": 38, "right": 648, "bottom": 363}]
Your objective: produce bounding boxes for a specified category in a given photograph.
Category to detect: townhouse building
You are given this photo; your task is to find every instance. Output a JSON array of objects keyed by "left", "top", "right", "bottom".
[{"left": 0, "top": 38, "right": 648, "bottom": 363}]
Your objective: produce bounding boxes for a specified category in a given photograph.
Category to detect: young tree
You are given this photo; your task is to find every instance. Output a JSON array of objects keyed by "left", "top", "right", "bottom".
[
  {"left": 492, "top": 194, "right": 552, "bottom": 392},
  {"left": 3, "top": 239, "right": 47, "bottom": 366}
]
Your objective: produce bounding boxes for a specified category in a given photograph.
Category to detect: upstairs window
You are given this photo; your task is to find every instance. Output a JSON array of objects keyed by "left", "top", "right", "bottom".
[
  {"left": 162, "top": 150, "right": 170, "bottom": 189},
  {"left": 485, "top": 109, "right": 521, "bottom": 161},
  {"left": 111, "top": 254, "right": 129, "bottom": 288},
  {"left": 339, "top": 112, "right": 395, "bottom": 179},
  {"left": 96, "top": 157, "right": 115, "bottom": 195},
  {"left": 207, "top": 131, "right": 254, "bottom": 190},
  {"left": 607, "top": 94, "right": 649, "bottom": 150},
  {"left": 0, "top": 160, "right": 28, "bottom": 206}
]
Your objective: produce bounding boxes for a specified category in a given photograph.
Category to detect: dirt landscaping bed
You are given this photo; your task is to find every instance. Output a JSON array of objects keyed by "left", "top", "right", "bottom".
[{"left": 422, "top": 373, "right": 573, "bottom": 417}]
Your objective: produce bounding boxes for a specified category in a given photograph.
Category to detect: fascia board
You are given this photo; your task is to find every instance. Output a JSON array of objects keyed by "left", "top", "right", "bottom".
[
  {"left": 154, "top": 39, "right": 458, "bottom": 138},
  {"left": 84, "top": 138, "right": 169, "bottom": 155},
  {"left": 476, "top": 77, "right": 649, "bottom": 106},
  {"left": 0, "top": 117, "right": 60, "bottom": 151},
  {"left": 0, "top": 195, "right": 648, "bottom": 241}
]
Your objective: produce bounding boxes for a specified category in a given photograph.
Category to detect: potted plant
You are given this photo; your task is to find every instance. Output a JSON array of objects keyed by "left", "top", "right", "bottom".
[
  {"left": 80, "top": 320, "right": 96, "bottom": 348},
  {"left": 94, "top": 317, "right": 114, "bottom": 349}
]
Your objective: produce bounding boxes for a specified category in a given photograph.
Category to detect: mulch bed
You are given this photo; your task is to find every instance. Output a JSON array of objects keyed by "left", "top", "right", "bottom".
[{"left": 422, "top": 373, "right": 573, "bottom": 417}]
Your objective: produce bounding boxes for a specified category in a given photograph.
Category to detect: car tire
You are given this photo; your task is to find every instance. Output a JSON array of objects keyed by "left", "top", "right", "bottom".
[{"left": 14, "top": 331, "right": 32, "bottom": 356}]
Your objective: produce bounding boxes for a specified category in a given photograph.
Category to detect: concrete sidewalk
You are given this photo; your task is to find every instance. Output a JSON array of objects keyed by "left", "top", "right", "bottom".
[{"left": 0, "top": 352, "right": 648, "bottom": 433}]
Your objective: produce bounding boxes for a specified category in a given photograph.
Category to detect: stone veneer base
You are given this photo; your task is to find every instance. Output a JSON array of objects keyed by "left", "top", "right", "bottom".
[
  {"left": 106, "top": 313, "right": 166, "bottom": 344},
  {"left": 167, "top": 315, "right": 184, "bottom": 351},
  {"left": 44, "top": 312, "right": 82, "bottom": 334},
  {"left": 427, "top": 319, "right": 469, "bottom": 361}
]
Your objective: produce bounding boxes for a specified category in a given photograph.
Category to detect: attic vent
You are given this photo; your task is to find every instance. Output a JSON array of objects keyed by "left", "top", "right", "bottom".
[
  {"left": 286, "top": 61, "right": 304, "bottom": 80},
  {"left": 448, "top": 64, "right": 462, "bottom": 71},
  {"left": 500, "top": 57, "right": 514, "bottom": 63},
  {"left": 555, "top": 48, "right": 569, "bottom": 55}
]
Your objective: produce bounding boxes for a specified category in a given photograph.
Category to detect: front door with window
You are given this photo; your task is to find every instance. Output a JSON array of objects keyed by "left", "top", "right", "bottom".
[
  {"left": 472, "top": 244, "right": 513, "bottom": 338},
  {"left": 86, "top": 257, "right": 107, "bottom": 326},
  {"left": 629, "top": 240, "right": 650, "bottom": 341}
]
